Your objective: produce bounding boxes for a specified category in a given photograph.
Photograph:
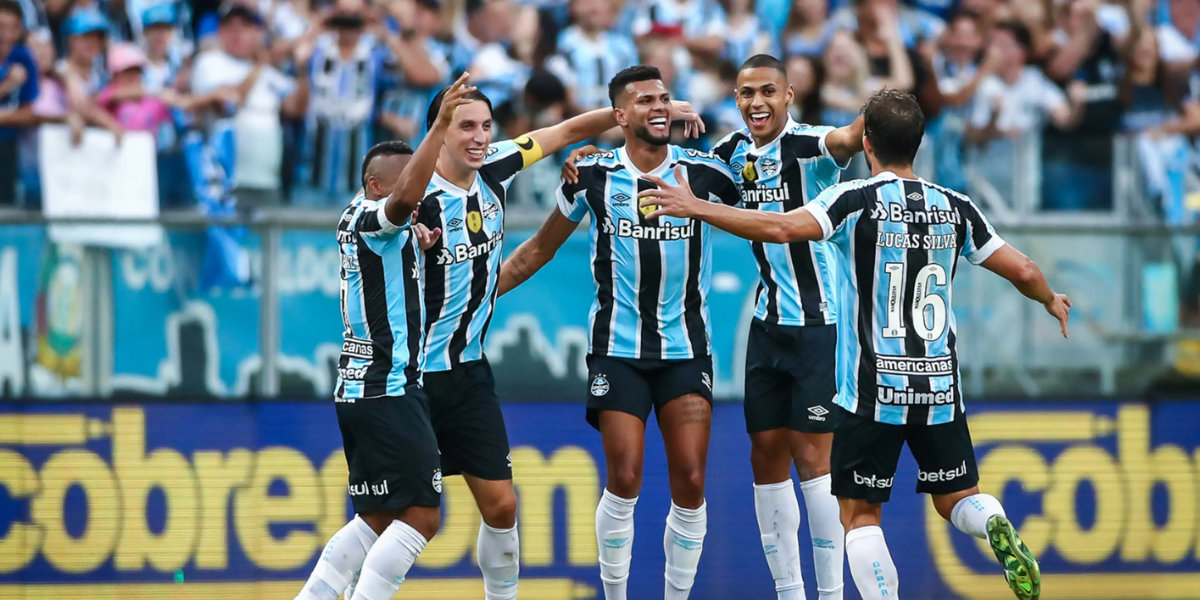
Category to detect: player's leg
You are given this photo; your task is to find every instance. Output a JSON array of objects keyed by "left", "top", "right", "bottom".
[
  {"left": 913, "top": 414, "right": 1040, "bottom": 600},
  {"left": 829, "top": 409, "right": 905, "bottom": 600},
  {"left": 789, "top": 323, "right": 844, "bottom": 600},
  {"left": 744, "top": 320, "right": 807, "bottom": 600},
  {"left": 588, "top": 355, "right": 654, "bottom": 600},
  {"left": 428, "top": 359, "right": 521, "bottom": 600},
  {"left": 655, "top": 356, "right": 716, "bottom": 600}
]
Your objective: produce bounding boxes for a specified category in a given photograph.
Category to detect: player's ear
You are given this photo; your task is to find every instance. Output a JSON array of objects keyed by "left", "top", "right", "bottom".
[
  {"left": 785, "top": 84, "right": 795, "bottom": 105},
  {"left": 612, "top": 106, "right": 629, "bottom": 127}
]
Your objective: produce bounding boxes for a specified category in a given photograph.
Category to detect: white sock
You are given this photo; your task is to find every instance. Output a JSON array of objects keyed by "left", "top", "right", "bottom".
[
  {"left": 664, "top": 501, "right": 707, "bottom": 600},
  {"left": 800, "top": 475, "right": 845, "bottom": 600},
  {"left": 478, "top": 522, "right": 520, "bottom": 600},
  {"left": 845, "top": 526, "right": 899, "bottom": 600},
  {"left": 350, "top": 520, "right": 428, "bottom": 600},
  {"left": 752, "top": 481, "right": 805, "bottom": 600},
  {"left": 295, "top": 516, "right": 377, "bottom": 600},
  {"left": 951, "top": 493, "right": 1006, "bottom": 540},
  {"left": 344, "top": 571, "right": 359, "bottom": 600},
  {"left": 596, "top": 489, "right": 637, "bottom": 600}
]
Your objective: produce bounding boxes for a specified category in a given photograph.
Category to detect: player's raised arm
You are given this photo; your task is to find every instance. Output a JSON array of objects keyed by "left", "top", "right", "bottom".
[
  {"left": 638, "top": 166, "right": 825, "bottom": 243},
  {"left": 524, "top": 100, "right": 705, "bottom": 160},
  {"left": 497, "top": 210, "right": 580, "bottom": 296},
  {"left": 822, "top": 114, "right": 866, "bottom": 165},
  {"left": 980, "top": 245, "right": 1072, "bottom": 338},
  {"left": 383, "top": 72, "right": 475, "bottom": 225}
]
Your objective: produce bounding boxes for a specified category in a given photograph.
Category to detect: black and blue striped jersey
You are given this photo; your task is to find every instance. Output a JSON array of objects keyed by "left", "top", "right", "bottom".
[
  {"left": 711, "top": 119, "right": 848, "bottom": 328},
  {"left": 557, "top": 145, "right": 740, "bottom": 360},
  {"left": 417, "top": 138, "right": 541, "bottom": 372},
  {"left": 804, "top": 173, "right": 1005, "bottom": 426},
  {"left": 335, "top": 192, "right": 425, "bottom": 400}
]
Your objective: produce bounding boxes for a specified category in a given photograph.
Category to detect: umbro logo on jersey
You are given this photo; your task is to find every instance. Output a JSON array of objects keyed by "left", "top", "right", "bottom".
[
  {"left": 906, "top": 192, "right": 923, "bottom": 201},
  {"left": 808, "top": 405, "right": 829, "bottom": 421},
  {"left": 612, "top": 192, "right": 631, "bottom": 207},
  {"left": 447, "top": 218, "right": 463, "bottom": 231},
  {"left": 731, "top": 162, "right": 744, "bottom": 174}
]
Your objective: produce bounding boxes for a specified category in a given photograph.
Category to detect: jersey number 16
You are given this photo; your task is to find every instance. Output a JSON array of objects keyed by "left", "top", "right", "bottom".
[{"left": 882, "top": 262, "right": 948, "bottom": 341}]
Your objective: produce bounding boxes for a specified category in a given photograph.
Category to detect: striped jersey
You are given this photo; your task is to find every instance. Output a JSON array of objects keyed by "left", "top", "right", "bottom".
[
  {"left": 545, "top": 27, "right": 640, "bottom": 111},
  {"left": 296, "top": 34, "right": 387, "bottom": 198},
  {"left": 558, "top": 145, "right": 740, "bottom": 360},
  {"left": 334, "top": 193, "right": 425, "bottom": 400},
  {"left": 417, "top": 138, "right": 542, "bottom": 372},
  {"left": 804, "top": 172, "right": 1005, "bottom": 425},
  {"left": 711, "top": 119, "right": 847, "bottom": 327}
]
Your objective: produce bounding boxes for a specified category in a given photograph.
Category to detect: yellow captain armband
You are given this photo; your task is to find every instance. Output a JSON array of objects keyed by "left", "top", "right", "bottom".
[{"left": 512, "top": 135, "right": 544, "bottom": 168}]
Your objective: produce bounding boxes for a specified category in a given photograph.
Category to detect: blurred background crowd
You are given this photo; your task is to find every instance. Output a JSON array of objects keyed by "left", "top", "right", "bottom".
[{"left": 2, "top": 0, "right": 1200, "bottom": 216}]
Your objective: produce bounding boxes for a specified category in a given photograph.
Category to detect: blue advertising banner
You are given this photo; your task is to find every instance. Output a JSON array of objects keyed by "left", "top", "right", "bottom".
[{"left": 2, "top": 399, "right": 1199, "bottom": 599}]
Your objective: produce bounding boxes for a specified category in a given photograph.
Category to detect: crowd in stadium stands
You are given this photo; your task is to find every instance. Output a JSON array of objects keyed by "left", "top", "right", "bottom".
[{"left": 0, "top": 0, "right": 1199, "bottom": 213}]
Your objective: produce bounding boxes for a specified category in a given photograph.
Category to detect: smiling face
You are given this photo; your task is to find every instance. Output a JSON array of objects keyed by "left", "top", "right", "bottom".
[
  {"left": 443, "top": 100, "right": 495, "bottom": 171},
  {"left": 736, "top": 66, "right": 794, "bottom": 140},
  {"left": 614, "top": 78, "right": 672, "bottom": 146}
]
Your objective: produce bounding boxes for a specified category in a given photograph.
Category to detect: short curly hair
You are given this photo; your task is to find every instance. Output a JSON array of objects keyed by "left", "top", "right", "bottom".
[{"left": 861, "top": 89, "right": 925, "bottom": 167}]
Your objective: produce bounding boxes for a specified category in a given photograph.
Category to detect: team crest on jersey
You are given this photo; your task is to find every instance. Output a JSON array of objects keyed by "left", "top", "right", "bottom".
[
  {"left": 760, "top": 158, "right": 779, "bottom": 177},
  {"left": 591, "top": 375, "right": 610, "bottom": 396},
  {"left": 467, "top": 211, "right": 483, "bottom": 233},
  {"left": 432, "top": 468, "right": 443, "bottom": 493},
  {"left": 482, "top": 200, "right": 500, "bottom": 222}
]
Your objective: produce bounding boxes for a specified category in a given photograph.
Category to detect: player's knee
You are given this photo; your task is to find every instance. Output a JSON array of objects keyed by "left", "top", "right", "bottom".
[
  {"left": 480, "top": 492, "right": 519, "bottom": 529},
  {"left": 672, "top": 466, "right": 706, "bottom": 498},
  {"left": 399, "top": 506, "right": 441, "bottom": 541},
  {"left": 606, "top": 463, "right": 643, "bottom": 497},
  {"left": 792, "top": 446, "right": 831, "bottom": 481}
]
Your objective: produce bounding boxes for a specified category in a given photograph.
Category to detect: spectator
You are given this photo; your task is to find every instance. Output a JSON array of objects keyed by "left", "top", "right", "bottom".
[
  {"left": 1123, "top": 25, "right": 1190, "bottom": 221},
  {"left": 140, "top": 2, "right": 186, "bottom": 92},
  {"left": 451, "top": 0, "right": 528, "bottom": 106},
  {"left": 832, "top": 0, "right": 945, "bottom": 52},
  {"left": 781, "top": 0, "right": 835, "bottom": 57},
  {"left": 722, "top": 0, "right": 778, "bottom": 63},
  {"left": 632, "top": 0, "right": 728, "bottom": 61},
  {"left": 821, "top": 29, "right": 872, "bottom": 127},
  {"left": 376, "top": 0, "right": 452, "bottom": 147},
  {"left": 0, "top": 0, "right": 37, "bottom": 205},
  {"left": 1157, "top": 0, "right": 1199, "bottom": 67},
  {"left": 191, "top": 2, "right": 309, "bottom": 207},
  {"left": 59, "top": 8, "right": 109, "bottom": 99},
  {"left": 785, "top": 53, "right": 823, "bottom": 124},
  {"left": 96, "top": 43, "right": 172, "bottom": 133},
  {"left": 706, "top": 59, "right": 743, "bottom": 137},
  {"left": 546, "top": 0, "right": 639, "bottom": 111},
  {"left": 965, "top": 21, "right": 1087, "bottom": 204},
  {"left": 932, "top": 12, "right": 1000, "bottom": 189},
  {"left": 852, "top": 0, "right": 916, "bottom": 95}
]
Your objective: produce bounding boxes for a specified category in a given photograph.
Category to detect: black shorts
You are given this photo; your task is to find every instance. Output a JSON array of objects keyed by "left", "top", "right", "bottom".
[
  {"left": 585, "top": 354, "right": 714, "bottom": 430},
  {"left": 743, "top": 320, "right": 839, "bottom": 434},
  {"left": 424, "top": 357, "right": 513, "bottom": 481},
  {"left": 336, "top": 386, "right": 442, "bottom": 514},
  {"left": 830, "top": 406, "right": 980, "bottom": 504}
]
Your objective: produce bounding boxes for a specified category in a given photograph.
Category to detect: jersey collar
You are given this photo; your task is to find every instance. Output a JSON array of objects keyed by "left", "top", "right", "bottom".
[
  {"left": 431, "top": 170, "right": 478, "bottom": 197},
  {"left": 749, "top": 117, "right": 798, "bottom": 154},
  {"left": 617, "top": 145, "right": 673, "bottom": 178}
]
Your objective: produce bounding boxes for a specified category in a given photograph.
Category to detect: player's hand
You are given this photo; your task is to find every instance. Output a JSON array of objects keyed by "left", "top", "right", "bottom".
[
  {"left": 562, "top": 144, "right": 599, "bottom": 184},
  {"left": 637, "top": 166, "right": 700, "bottom": 219},
  {"left": 435, "top": 72, "right": 476, "bottom": 128},
  {"left": 414, "top": 222, "right": 441, "bottom": 251},
  {"left": 1045, "top": 293, "right": 1072, "bottom": 338},
  {"left": 669, "top": 100, "right": 705, "bottom": 138}
]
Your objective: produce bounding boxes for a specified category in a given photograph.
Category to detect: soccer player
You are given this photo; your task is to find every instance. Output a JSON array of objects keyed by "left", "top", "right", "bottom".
[
  {"left": 294, "top": 74, "right": 474, "bottom": 600},
  {"left": 707, "top": 54, "right": 862, "bottom": 600},
  {"left": 414, "top": 77, "right": 702, "bottom": 600},
  {"left": 498, "top": 65, "right": 741, "bottom": 600},
  {"left": 639, "top": 90, "right": 1069, "bottom": 600}
]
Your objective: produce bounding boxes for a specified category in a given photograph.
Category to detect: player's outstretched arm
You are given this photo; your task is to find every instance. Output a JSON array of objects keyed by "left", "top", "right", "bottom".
[
  {"left": 383, "top": 72, "right": 475, "bottom": 225},
  {"left": 980, "top": 244, "right": 1072, "bottom": 338},
  {"left": 497, "top": 210, "right": 580, "bottom": 296},
  {"left": 638, "top": 167, "right": 824, "bottom": 243},
  {"left": 525, "top": 101, "right": 705, "bottom": 160},
  {"left": 822, "top": 115, "right": 865, "bottom": 165}
]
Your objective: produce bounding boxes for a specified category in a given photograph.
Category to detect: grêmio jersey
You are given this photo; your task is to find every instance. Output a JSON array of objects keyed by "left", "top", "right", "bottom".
[
  {"left": 710, "top": 118, "right": 848, "bottom": 328},
  {"left": 804, "top": 172, "right": 1005, "bottom": 426},
  {"left": 417, "top": 137, "right": 541, "bottom": 372},
  {"left": 558, "top": 145, "right": 740, "bottom": 360},
  {"left": 335, "top": 192, "right": 424, "bottom": 400}
]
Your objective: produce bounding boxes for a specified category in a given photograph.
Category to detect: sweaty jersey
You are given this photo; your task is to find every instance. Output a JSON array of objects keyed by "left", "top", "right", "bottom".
[
  {"left": 711, "top": 119, "right": 847, "bottom": 327},
  {"left": 417, "top": 137, "right": 542, "bottom": 372},
  {"left": 558, "top": 145, "right": 740, "bottom": 360},
  {"left": 335, "top": 193, "right": 424, "bottom": 399},
  {"left": 805, "top": 172, "right": 1005, "bottom": 425}
]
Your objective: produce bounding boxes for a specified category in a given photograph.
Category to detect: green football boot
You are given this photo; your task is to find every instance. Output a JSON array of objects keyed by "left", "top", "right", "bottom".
[{"left": 986, "top": 514, "right": 1041, "bottom": 600}]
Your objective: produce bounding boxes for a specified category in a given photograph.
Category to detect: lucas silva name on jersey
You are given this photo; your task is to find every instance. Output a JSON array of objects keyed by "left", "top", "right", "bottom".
[{"left": 876, "top": 231, "right": 958, "bottom": 251}]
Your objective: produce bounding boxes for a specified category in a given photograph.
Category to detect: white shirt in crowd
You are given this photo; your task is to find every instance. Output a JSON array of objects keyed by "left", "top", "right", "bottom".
[
  {"left": 970, "top": 67, "right": 1066, "bottom": 134},
  {"left": 191, "top": 50, "right": 295, "bottom": 190}
]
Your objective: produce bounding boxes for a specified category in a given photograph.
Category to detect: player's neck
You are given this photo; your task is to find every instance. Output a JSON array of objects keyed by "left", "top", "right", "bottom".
[
  {"left": 435, "top": 157, "right": 478, "bottom": 191},
  {"left": 872, "top": 164, "right": 917, "bottom": 180},
  {"left": 752, "top": 118, "right": 788, "bottom": 148},
  {"left": 624, "top": 139, "right": 669, "bottom": 173}
]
